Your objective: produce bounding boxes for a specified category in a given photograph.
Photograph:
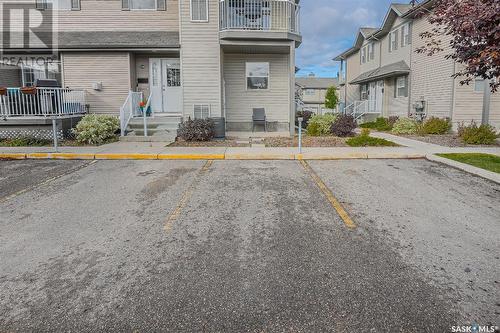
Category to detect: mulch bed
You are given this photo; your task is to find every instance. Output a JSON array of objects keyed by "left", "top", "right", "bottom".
[
  {"left": 264, "top": 136, "right": 349, "bottom": 147},
  {"left": 399, "top": 134, "right": 500, "bottom": 147},
  {"left": 169, "top": 137, "right": 250, "bottom": 147}
]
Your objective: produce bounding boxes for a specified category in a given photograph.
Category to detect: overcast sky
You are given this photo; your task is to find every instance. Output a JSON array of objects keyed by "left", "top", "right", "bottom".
[{"left": 296, "top": 0, "right": 396, "bottom": 78}]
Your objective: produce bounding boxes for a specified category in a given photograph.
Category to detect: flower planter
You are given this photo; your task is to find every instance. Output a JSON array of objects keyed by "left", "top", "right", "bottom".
[
  {"left": 20, "top": 87, "right": 37, "bottom": 95},
  {"left": 0, "top": 87, "right": 7, "bottom": 96}
]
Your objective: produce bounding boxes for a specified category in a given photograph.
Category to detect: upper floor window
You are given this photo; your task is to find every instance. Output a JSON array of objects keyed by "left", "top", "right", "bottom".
[
  {"left": 36, "top": 0, "right": 80, "bottom": 10},
  {"left": 246, "top": 62, "right": 269, "bottom": 90},
  {"left": 394, "top": 76, "right": 408, "bottom": 98},
  {"left": 368, "top": 42, "right": 375, "bottom": 61},
  {"left": 389, "top": 29, "right": 398, "bottom": 52},
  {"left": 122, "top": 0, "right": 166, "bottom": 11},
  {"left": 360, "top": 84, "right": 368, "bottom": 100},
  {"left": 191, "top": 0, "right": 208, "bottom": 22},
  {"left": 360, "top": 47, "right": 367, "bottom": 64},
  {"left": 401, "top": 23, "right": 411, "bottom": 47},
  {"left": 304, "top": 89, "right": 315, "bottom": 96}
]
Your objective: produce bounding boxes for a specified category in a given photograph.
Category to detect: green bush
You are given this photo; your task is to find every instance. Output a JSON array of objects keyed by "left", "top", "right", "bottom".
[
  {"left": 421, "top": 117, "right": 451, "bottom": 134},
  {"left": 306, "top": 113, "right": 338, "bottom": 136},
  {"left": 459, "top": 121, "right": 498, "bottom": 145},
  {"left": 346, "top": 128, "right": 398, "bottom": 147},
  {"left": 0, "top": 137, "right": 51, "bottom": 147},
  {"left": 177, "top": 118, "right": 215, "bottom": 141},
  {"left": 359, "top": 117, "right": 393, "bottom": 131},
  {"left": 331, "top": 114, "right": 357, "bottom": 137},
  {"left": 73, "top": 114, "right": 120, "bottom": 145},
  {"left": 392, "top": 118, "right": 419, "bottom": 134}
]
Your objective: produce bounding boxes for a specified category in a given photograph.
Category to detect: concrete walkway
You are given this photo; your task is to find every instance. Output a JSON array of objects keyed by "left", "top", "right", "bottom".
[{"left": 1, "top": 133, "right": 499, "bottom": 183}]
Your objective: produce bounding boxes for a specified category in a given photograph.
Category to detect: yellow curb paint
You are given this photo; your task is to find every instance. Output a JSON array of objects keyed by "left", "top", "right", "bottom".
[
  {"left": 295, "top": 154, "right": 304, "bottom": 160},
  {"left": 26, "top": 153, "right": 50, "bottom": 159},
  {"left": 299, "top": 159, "right": 356, "bottom": 230},
  {"left": 164, "top": 160, "right": 213, "bottom": 232},
  {"left": 0, "top": 153, "right": 26, "bottom": 160},
  {"left": 157, "top": 154, "right": 224, "bottom": 160},
  {"left": 51, "top": 153, "right": 95, "bottom": 160},
  {"left": 94, "top": 153, "right": 158, "bottom": 160}
]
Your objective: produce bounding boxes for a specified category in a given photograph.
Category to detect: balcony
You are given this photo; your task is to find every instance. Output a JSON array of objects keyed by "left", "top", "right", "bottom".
[{"left": 219, "top": 0, "right": 301, "bottom": 44}]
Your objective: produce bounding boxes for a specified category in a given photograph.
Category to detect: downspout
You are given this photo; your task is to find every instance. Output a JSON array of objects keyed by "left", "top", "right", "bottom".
[
  {"left": 450, "top": 61, "right": 456, "bottom": 122},
  {"left": 482, "top": 79, "right": 491, "bottom": 125}
]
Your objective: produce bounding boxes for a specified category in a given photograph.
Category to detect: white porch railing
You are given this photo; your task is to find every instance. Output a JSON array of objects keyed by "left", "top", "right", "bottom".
[
  {"left": 0, "top": 87, "right": 86, "bottom": 118},
  {"left": 219, "top": 0, "right": 300, "bottom": 34},
  {"left": 120, "top": 91, "right": 143, "bottom": 137},
  {"left": 344, "top": 100, "right": 382, "bottom": 120}
]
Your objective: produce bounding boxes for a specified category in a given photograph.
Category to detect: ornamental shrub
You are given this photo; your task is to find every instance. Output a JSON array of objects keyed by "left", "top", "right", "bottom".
[
  {"left": 392, "top": 117, "right": 419, "bottom": 134},
  {"left": 459, "top": 121, "right": 498, "bottom": 145},
  {"left": 73, "top": 114, "right": 120, "bottom": 145},
  {"left": 306, "top": 113, "right": 338, "bottom": 136},
  {"left": 330, "top": 114, "right": 356, "bottom": 137},
  {"left": 421, "top": 117, "right": 452, "bottom": 134},
  {"left": 177, "top": 118, "right": 215, "bottom": 141},
  {"left": 359, "top": 117, "right": 393, "bottom": 131}
]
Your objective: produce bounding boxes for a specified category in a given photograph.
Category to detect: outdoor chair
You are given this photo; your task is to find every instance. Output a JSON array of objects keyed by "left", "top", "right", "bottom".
[{"left": 252, "top": 108, "right": 267, "bottom": 132}]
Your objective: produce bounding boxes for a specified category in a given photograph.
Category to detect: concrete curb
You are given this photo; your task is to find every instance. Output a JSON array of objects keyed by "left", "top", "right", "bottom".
[
  {"left": 426, "top": 154, "right": 500, "bottom": 184},
  {"left": 1, "top": 152, "right": 428, "bottom": 161}
]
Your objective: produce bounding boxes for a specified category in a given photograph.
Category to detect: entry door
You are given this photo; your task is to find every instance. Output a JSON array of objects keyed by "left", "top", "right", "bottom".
[
  {"left": 375, "top": 80, "right": 384, "bottom": 113},
  {"left": 161, "top": 59, "right": 182, "bottom": 114},
  {"left": 368, "top": 82, "right": 377, "bottom": 112}
]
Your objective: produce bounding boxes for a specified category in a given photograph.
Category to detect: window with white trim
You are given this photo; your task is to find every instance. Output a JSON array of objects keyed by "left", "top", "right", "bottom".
[
  {"left": 394, "top": 76, "right": 408, "bottom": 98},
  {"left": 361, "top": 47, "right": 366, "bottom": 64},
  {"left": 191, "top": 0, "right": 208, "bottom": 21},
  {"left": 401, "top": 23, "right": 411, "bottom": 47},
  {"left": 360, "top": 84, "right": 368, "bottom": 100},
  {"left": 368, "top": 42, "right": 375, "bottom": 61},
  {"left": 389, "top": 29, "right": 398, "bottom": 52},
  {"left": 37, "top": 0, "right": 80, "bottom": 10},
  {"left": 122, "top": 0, "right": 166, "bottom": 11},
  {"left": 246, "top": 62, "right": 269, "bottom": 90},
  {"left": 474, "top": 79, "right": 485, "bottom": 93}
]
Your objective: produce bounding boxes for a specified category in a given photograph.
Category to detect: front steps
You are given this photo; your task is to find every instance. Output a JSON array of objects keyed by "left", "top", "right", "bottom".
[{"left": 120, "top": 116, "right": 180, "bottom": 142}]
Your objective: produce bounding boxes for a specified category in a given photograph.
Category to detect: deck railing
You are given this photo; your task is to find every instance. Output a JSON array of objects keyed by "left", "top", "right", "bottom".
[
  {"left": 120, "top": 91, "right": 143, "bottom": 137},
  {"left": 219, "top": 0, "right": 300, "bottom": 34},
  {"left": 0, "top": 87, "right": 86, "bottom": 118}
]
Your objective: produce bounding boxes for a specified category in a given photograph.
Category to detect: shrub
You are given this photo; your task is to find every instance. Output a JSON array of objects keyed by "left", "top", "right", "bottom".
[
  {"left": 346, "top": 128, "right": 398, "bottom": 147},
  {"left": 359, "top": 117, "right": 393, "bottom": 131},
  {"left": 306, "top": 113, "right": 338, "bottom": 136},
  {"left": 421, "top": 117, "right": 451, "bottom": 134},
  {"left": 0, "top": 137, "right": 51, "bottom": 147},
  {"left": 177, "top": 118, "right": 215, "bottom": 141},
  {"left": 388, "top": 116, "right": 400, "bottom": 128},
  {"left": 459, "top": 121, "right": 498, "bottom": 145},
  {"left": 73, "top": 114, "right": 120, "bottom": 145},
  {"left": 392, "top": 117, "right": 419, "bottom": 134},
  {"left": 295, "top": 110, "right": 314, "bottom": 129},
  {"left": 331, "top": 114, "right": 356, "bottom": 137}
]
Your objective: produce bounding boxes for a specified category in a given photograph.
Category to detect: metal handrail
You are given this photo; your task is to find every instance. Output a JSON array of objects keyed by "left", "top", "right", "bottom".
[
  {"left": 120, "top": 91, "right": 143, "bottom": 137},
  {"left": 219, "top": 0, "right": 300, "bottom": 34}
]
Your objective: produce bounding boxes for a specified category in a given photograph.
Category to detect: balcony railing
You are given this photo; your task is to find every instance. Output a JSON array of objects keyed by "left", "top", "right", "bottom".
[
  {"left": 0, "top": 87, "right": 86, "bottom": 118},
  {"left": 219, "top": 0, "right": 300, "bottom": 34}
]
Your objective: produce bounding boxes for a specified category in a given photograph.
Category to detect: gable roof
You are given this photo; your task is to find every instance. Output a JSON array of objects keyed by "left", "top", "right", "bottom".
[
  {"left": 296, "top": 77, "right": 338, "bottom": 89},
  {"left": 350, "top": 61, "right": 410, "bottom": 84}
]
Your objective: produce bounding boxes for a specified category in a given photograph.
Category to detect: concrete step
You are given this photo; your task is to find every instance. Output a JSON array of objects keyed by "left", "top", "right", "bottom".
[
  {"left": 130, "top": 128, "right": 177, "bottom": 136},
  {"left": 119, "top": 135, "right": 176, "bottom": 143},
  {"left": 129, "top": 116, "right": 181, "bottom": 125}
]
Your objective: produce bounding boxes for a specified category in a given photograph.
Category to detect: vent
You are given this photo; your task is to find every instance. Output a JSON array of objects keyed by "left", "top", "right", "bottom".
[{"left": 194, "top": 104, "right": 210, "bottom": 120}]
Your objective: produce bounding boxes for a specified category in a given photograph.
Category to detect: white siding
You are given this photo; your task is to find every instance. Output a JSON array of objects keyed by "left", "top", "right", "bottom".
[
  {"left": 224, "top": 53, "right": 290, "bottom": 124},
  {"left": 180, "top": 0, "right": 221, "bottom": 118},
  {"left": 62, "top": 52, "right": 131, "bottom": 114}
]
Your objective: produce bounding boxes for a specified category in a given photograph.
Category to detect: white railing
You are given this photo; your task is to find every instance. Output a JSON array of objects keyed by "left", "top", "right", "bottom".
[
  {"left": 120, "top": 91, "right": 143, "bottom": 137},
  {"left": 0, "top": 87, "right": 86, "bottom": 118},
  {"left": 344, "top": 100, "right": 384, "bottom": 121},
  {"left": 219, "top": 0, "right": 300, "bottom": 34}
]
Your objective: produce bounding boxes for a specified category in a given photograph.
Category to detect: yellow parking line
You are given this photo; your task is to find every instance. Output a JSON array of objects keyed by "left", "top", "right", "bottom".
[
  {"left": 299, "top": 160, "right": 356, "bottom": 229},
  {"left": 164, "top": 160, "right": 213, "bottom": 232},
  {"left": 0, "top": 153, "right": 26, "bottom": 160}
]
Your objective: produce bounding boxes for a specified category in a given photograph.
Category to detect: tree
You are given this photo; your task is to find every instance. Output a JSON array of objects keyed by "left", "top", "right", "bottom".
[
  {"left": 416, "top": 0, "right": 500, "bottom": 92},
  {"left": 324, "top": 86, "right": 339, "bottom": 110}
]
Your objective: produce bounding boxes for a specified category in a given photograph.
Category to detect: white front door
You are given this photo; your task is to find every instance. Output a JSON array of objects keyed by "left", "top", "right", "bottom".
[
  {"left": 149, "top": 58, "right": 182, "bottom": 114},
  {"left": 368, "top": 82, "right": 377, "bottom": 112},
  {"left": 376, "top": 80, "right": 384, "bottom": 113}
]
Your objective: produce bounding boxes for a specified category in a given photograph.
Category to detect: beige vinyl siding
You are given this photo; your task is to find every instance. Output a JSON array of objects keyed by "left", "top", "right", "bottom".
[
  {"left": 410, "top": 17, "right": 454, "bottom": 119},
  {"left": 381, "top": 17, "right": 411, "bottom": 67},
  {"left": 359, "top": 40, "right": 380, "bottom": 73},
  {"left": 180, "top": 0, "right": 221, "bottom": 118},
  {"left": 62, "top": 52, "right": 131, "bottom": 114},
  {"left": 224, "top": 53, "right": 289, "bottom": 124},
  {"left": 302, "top": 88, "right": 326, "bottom": 105},
  {"left": 0, "top": 65, "right": 22, "bottom": 86},
  {"left": 490, "top": 95, "right": 500, "bottom": 129},
  {"left": 345, "top": 51, "right": 361, "bottom": 105},
  {"left": 384, "top": 77, "right": 408, "bottom": 117}
]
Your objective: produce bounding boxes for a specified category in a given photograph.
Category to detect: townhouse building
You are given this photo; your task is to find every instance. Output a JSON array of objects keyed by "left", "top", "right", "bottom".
[
  {"left": 295, "top": 75, "right": 338, "bottom": 115},
  {"left": 0, "top": 0, "right": 301, "bottom": 138},
  {"left": 334, "top": 0, "right": 499, "bottom": 129}
]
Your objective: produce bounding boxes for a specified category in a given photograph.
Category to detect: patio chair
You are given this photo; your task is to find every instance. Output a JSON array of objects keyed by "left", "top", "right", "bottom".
[{"left": 252, "top": 108, "right": 267, "bottom": 132}]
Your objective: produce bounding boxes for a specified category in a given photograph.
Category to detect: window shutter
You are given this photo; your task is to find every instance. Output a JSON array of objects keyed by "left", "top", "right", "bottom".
[
  {"left": 71, "top": 0, "right": 81, "bottom": 10},
  {"left": 408, "top": 22, "right": 412, "bottom": 44},
  {"left": 35, "top": 0, "right": 47, "bottom": 10},
  {"left": 394, "top": 78, "right": 397, "bottom": 98},
  {"left": 157, "top": 0, "right": 166, "bottom": 10},
  {"left": 122, "top": 0, "right": 130, "bottom": 10},
  {"left": 401, "top": 27, "right": 405, "bottom": 47}
]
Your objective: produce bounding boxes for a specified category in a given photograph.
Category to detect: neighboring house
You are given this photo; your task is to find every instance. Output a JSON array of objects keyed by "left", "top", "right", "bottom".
[
  {"left": 334, "top": 0, "right": 499, "bottom": 129},
  {"left": 295, "top": 75, "right": 338, "bottom": 114},
  {"left": 0, "top": 0, "right": 302, "bottom": 138}
]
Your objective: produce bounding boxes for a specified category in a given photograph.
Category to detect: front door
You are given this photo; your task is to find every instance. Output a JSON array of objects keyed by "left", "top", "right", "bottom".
[
  {"left": 368, "top": 80, "right": 384, "bottom": 113},
  {"left": 149, "top": 58, "right": 182, "bottom": 114},
  {"left": 375, "top": 80, "right": 384, "bottom": 113}
]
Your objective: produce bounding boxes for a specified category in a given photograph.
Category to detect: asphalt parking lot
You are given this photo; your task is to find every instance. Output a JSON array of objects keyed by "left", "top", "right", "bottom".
[{"left": 0, "top": 158, "right": 498, "bottom": 332}]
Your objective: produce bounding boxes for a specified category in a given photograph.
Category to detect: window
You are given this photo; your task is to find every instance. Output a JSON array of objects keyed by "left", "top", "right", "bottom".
[
  {"left": 246, "top": 62, "right": 269, "bottom": 90},
  {"left": 191, "top": 0, "right": 208, "bottom": 21},
  {"left": 361, "top": 47, "right": 366, "bottom": 64},
  {"left": 368, "top": 43, "right": 375, "bottom": 61},
  {"left": 401, "top": 23, "right": 411, "bottom": 47},
  {"left": 389, "top": 29, "right": 398, "bottom": 52},
  {"left": 37, "top": 0, "right": 80, "bottom": 10},
  {"left": 394, "top": 76, "right": 408, "bottom": 98},
  {"left": 474, "top": 79, "right": 485, "bottom": 93},
  {"left": 122, "top": 0, "right": 166, "bottom": 11},
  {"left": 304, "top": 89, "right": 315, "bottom": 96},
  {"left": 360, "top": 84, "right": 368, "bottom": 100},
  {"left": 21, "top": 62, "right": 60, "bottom": 87}
]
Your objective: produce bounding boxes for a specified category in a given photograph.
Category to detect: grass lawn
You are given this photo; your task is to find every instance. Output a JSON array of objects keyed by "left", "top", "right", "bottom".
[
  {"left": 346, "top": 135, "right": 398, "bottom": 147},
  {"left": 437, "top": 153, "right": 500, "bottom": 173}
]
